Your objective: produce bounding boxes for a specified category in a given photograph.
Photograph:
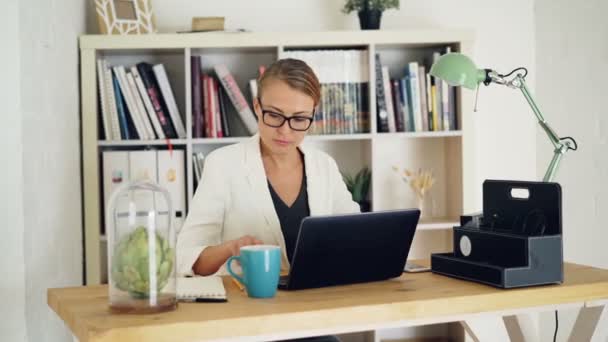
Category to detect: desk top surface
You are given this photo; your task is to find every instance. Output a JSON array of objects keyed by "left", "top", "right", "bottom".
[{"left": 48, "top": 263, "right": 608, "bottom": 342}]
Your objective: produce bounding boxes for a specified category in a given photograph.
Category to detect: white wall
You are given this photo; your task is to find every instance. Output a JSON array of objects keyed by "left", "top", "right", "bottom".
[
  {"left": 21, "top": 0, "right": 86, "bottom": 340},
  {"left": 535, "top": 0, "right": 608, "bottom": 340},
  {"left": 1, "top": 1, "right": 27, "bottom": 341},
  {"left": 535, "top": 0, "right": 608, "bottom": 270},
  {"left": 0, "top": 1, "right": 85, "bottom": 342}
]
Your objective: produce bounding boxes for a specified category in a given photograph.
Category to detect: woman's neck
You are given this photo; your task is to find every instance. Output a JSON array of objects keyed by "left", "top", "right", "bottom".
[{"left": 260, "top": 141, "right": 301, "bottom": 171}]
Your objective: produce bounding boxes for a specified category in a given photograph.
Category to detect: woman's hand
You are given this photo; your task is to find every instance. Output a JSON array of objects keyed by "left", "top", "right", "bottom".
[{"left": 224, "top": 235, "right": 264, "bottom": 256}]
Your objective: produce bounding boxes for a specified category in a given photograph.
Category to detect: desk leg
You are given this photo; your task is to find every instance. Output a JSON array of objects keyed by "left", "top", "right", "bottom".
[
  {"left": 461, "top": 317, "right": 510, "bottom": 342},
  {"left": 568, "top": 304, "right": 607, "bottom": 342},
  {"left": 505, "top": 314, "right": 539, "bottom": 342}
]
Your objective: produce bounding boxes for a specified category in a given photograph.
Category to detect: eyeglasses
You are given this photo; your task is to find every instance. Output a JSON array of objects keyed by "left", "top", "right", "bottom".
[{"left": 258, "top": 98, "right": 314, "bottom": 132}]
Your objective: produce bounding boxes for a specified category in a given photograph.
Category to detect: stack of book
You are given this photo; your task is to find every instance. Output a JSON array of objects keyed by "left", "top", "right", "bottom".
[
  {"left": 375, "top": 48, "right": 458, "bottom": 133},
  {"left": 190, "top": 56, "right": 258, "bottom": 138},
  {"left": 281, "top": 49, "right": 370, "bottom": 135},
  {"left": 97, "top": 60, "right": 187, "bottom": 140}
]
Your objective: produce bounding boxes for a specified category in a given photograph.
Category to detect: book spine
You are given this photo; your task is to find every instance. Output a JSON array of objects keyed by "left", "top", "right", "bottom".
[
  {"left": 136, "top": 63, "right": 178, "bottom": 139},
  {"left": 191, "top": 56, "right": 203, "bottom": 138},
  {"left": 426, "top": 73, "right": 434, "bottom": 132},
  {"left": 126, "top": 71, "right": 156, "bottom": 139},
  {"left": 382, "top": 66, "right": 396, "bottom": 133},
  {"left": 101, "top": 151, "right": 129, "bottom": 234},
  {"left": 157, "top": 150, "right": 186, "bottom": 230},
  {"left": 203, "top": 74, "right": 214, "bottom": 138},
  {"left": 112, "top": 74, "right": 130, "bottom": 139},
  {"left": 217, "top": 82, "right": 230, "bottom": 137},
  {"left": 212, "top": 77, "right": 223, "bottom": 138},
  {"left": 374, "top": 54, "right": 389, "bottom": 133},
  {"left": 214, "top": 64, "right": 258, "bottom": 135},
  {"left": 400, "top": 78, "right": 412, "bottom": 132},
  {"left": 104, "top": 61, "right": 122, "bottom": 140},
  {"left": 97, "top": 59, "right": 112, "bottom": 140},
  {"left": 115, "top": 66, "right": 148, "bottom": 139},
  {"left": 418, "top": 65, "right": 429, "bottom": 132},
  {"left": 392, "top": 80, "right": 405, "bottom": 132},
  {"left": 132, "top": 66, "right": 166, "bottom": 139},
  {"left": 408, "top": 62, "right": 422, "bottom": 132},
  {"left": 153, "top": 64, "right": 187, "bottom": 138}
]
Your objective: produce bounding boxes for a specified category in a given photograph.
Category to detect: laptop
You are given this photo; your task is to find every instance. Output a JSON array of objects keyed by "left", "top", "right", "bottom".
[{"left": 278, "top": 209, "right": 420, "bottom": 290}]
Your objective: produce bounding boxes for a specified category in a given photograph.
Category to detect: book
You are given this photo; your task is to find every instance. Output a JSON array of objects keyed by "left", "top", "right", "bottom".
[
  {"left": 374, "top": 54, "right": 389, "bottom": 133},
  {"left": 157, "top": 150, "right": 186, "bottom": 230},
  {"left": 191, "top": 56, "right": 203, "bottom": 138},
  {"left": 114, "top": 66, "right": 149, "bottom": 140},
  {"left": 214, "top": 64, "right": 258, "bottom": 135},
  {"left": 103, "top": 61, "right": 121, "bottom": 140},
  {"left": 112, "top": 74, "right": 130, "bottom": 139},
  {"left": 381, "top": 66, "right": 396, "bottom": 133},
  {"left": 132, "top": 66, "right": 165, "bottom": 139},
  {"left": 177, "top": 276, "right": 227, "bottom": 302},
  {"left": 153, "top": 64, "right": 187, "bottom": 138},
  {"left": 102, "top": 151, "right": 130, "bottom": 234},
  {"left": 136, "top": 62, "right": 178, "bottom": 139},
  {"left": 126, "top": 71, "right": 156, "bottom": 139},
  {"left": 97, "top": 60, "right": 112, "bottom": 140}
]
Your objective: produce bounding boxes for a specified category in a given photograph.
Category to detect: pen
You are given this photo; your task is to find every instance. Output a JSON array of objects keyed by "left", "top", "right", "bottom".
[
  {"left": 195, "top": 298, "right": 228, "bottom": 303},
  {"left": 232, "top": 277, "right": 245, "bottom": 291}
]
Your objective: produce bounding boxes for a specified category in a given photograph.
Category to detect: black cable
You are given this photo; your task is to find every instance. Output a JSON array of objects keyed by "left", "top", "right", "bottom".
[
  {"left": 500, "top": 67, "right": 529, "bottom": 79},
  {"left": 560, "top": 136, "right": 578, "bottom": 151},
  {"left": 553, "top": 310, "right": 559, "bottom": 342}
]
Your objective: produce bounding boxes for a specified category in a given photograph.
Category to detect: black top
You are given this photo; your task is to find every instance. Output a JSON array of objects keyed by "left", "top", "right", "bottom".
[{"left": 268, "top": 167, "right": 310, "bottom": 263}]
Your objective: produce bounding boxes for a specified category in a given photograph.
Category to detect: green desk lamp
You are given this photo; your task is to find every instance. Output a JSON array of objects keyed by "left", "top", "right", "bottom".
[{"left": 430, "top": 53, "right": 577, "bottom": 182}]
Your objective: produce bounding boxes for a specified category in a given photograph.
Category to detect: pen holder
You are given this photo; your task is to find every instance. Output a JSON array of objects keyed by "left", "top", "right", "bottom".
[{"left": 431, "top": 180, "right": 564, "bottom": 288}]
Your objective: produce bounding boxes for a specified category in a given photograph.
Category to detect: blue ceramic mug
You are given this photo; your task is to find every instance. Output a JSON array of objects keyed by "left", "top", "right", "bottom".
[{"left": 227, "top": 245, "right": 281, "bottom": 298}]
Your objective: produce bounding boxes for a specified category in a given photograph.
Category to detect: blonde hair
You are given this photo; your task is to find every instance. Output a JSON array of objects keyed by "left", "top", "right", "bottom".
[{"left": 258, "top": 58, "right": 321, "bottom": 106}]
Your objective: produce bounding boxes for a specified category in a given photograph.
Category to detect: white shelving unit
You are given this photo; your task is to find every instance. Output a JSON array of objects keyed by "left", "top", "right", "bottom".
[{"left": 80, "top": 30, "right": 475, "bottom": 285}]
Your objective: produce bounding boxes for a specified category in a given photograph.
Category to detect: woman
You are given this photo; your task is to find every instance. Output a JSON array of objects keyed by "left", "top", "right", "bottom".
[{"left": 177, "top": 58, "right": 360, "bottom": 277}]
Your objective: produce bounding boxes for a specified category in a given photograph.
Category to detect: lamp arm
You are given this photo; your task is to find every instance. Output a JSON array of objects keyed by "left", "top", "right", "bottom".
[
  {"left": 489, "top": 72, "right": 576, "bottom": 182},
  {"left": 516, "top": 76, "right": 561, "bottom": 148}
]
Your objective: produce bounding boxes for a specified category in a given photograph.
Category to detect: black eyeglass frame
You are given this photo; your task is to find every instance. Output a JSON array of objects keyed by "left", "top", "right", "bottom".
[{"left": 257, "top": 97, "right": 315, "bottom": 132}]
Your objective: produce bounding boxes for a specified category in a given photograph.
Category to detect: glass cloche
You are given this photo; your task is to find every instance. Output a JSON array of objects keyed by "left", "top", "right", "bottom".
[{"left": 106, "top": 180, "right": 177, "bottom": 313}]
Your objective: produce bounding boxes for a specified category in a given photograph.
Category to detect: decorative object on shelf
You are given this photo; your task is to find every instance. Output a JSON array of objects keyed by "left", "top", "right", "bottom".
[
  {"left": 191, "top": 16, "right": 225, "bottom": 32},
  {"left": 95, "top": 0, "right": 156, "bottom": 35},
  {"left": 342, "top": 0, "right": 400, "bottom": 30},
  {"left": 106, "top": 180, "right": 176, "bottom": 313},
  {"left": 430, "top": 53, "right": 578, "bottom": 182},
  {"left": 342, "top": 167, "right": 372, "bottom": 212},
  {"left": 393, "top": 166, "right": 435, "bottom": 217}
]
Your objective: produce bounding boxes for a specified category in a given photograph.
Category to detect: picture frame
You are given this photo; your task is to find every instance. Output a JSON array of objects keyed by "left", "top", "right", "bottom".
[{"left": 95, "top": 0, "right": 156, "bottom": 35}]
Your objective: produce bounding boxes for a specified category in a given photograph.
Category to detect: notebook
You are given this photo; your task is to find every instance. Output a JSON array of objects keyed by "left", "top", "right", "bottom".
[{"left": 177, "top": 276, "right": 227, "bottom": 302}]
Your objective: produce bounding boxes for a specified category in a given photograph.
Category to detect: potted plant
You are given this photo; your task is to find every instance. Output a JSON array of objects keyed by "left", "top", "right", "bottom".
[
  {"left": 342, "top": 167, "right": 372, "bottom": 212},
  {"left": 342, "top": 0, "right": 400, "bottom": 30}
]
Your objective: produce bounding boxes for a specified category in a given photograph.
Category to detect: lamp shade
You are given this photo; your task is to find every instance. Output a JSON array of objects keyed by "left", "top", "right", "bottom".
[{"left": 429, "top": 53, "right": 486, "bottom": 90}]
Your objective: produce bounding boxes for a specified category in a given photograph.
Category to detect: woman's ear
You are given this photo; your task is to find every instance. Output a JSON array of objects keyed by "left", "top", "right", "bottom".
[{"left": 253, "top": 97, "right": 262, "bottom": 120}]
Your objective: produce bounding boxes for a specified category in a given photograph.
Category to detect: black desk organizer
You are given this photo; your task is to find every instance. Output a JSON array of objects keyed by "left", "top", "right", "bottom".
[{"left": 431, "top": 180, "right": 563, "bottom": 288}]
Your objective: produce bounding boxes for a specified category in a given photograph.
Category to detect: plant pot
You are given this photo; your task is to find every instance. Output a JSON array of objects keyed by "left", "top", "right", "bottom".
[
  {"left": 358, "top": 200, "right": 371, "bottom": 213},
  {"left": 358, "top": 9, "right": 382, "bottom": 30}
]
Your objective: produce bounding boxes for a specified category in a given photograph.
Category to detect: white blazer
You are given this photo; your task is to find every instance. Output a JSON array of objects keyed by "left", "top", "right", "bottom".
[{"left": 176, "top": 134, "right": 360, "bottom": 276}]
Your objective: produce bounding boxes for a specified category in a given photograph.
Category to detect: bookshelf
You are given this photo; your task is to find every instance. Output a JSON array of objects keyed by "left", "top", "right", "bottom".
[{"left": 80, "top": 30, "right": 475, "bottom": 285}]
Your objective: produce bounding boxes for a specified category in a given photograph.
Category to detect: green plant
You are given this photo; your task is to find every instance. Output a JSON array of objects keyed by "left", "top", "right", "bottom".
[
  {"left": 342, "top": 167, "right": 371, "bottom": 203},
  {"left": 342, "top": 0, "right": 400, "bottom": 14},
  {"left": 112, "top": 226, "right": 174, "bottom": 298}
]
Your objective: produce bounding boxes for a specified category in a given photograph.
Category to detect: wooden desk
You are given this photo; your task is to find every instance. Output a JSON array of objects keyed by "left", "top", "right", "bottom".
[{"left": 48, "top": 263, "right": 608, "bottom": 342}]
